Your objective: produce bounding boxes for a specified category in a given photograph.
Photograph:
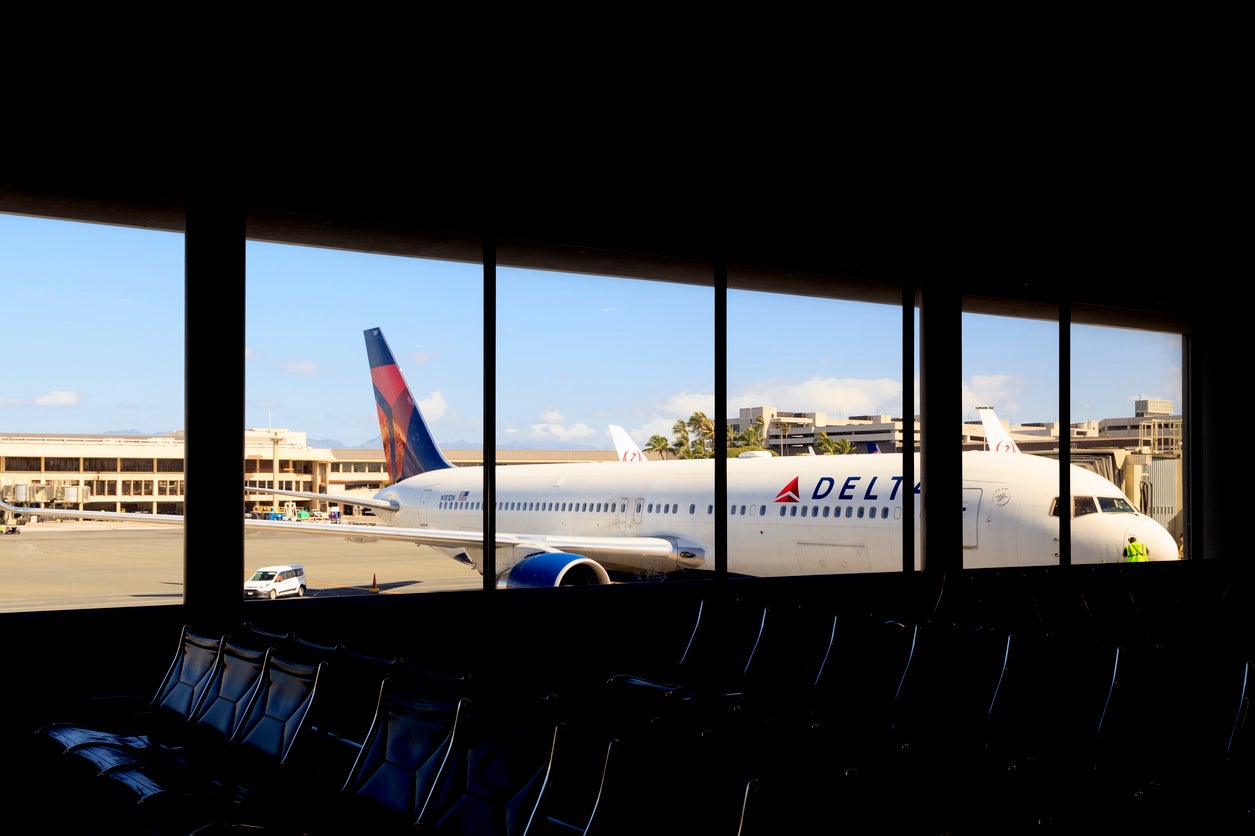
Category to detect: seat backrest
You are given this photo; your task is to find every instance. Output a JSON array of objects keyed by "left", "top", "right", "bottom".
[
  {"left": 518, "top": 717, "right": 615, "bottom": 836},
  {"left": 602, "top": 597, "right": 763, "bottom": 708},
  {"left": 1094, "top": 637, "right": 1246, "bottom": 783},
  {"left": 229, "top": 652, "right": 325, "bottom": 765},
  {"left": 1227, "top": 659, "right": 1253, "bottom": 763},
  {"left": 188, "top": 638, "right": 271, "bottom": 742},
  {"left": 150, "top": 625, "right": 226, "bottom": 722},
  {"left": 738, "top": 603, "right": 837, "bottom": 712},
  {"left": 811, "top": 613, "right": 914, "bottom": 724},
  {"left": 422, "top": 696, "right": 559, "bottom": 836},
  {"left": 581, "top": 712, "right": 750, "bottom": 836},
  {"left": 340, "top": 679, "right": 469, "bottom": 825},
  {"left": 891, "top": 621, "right": 1012, "bottom": 745}
]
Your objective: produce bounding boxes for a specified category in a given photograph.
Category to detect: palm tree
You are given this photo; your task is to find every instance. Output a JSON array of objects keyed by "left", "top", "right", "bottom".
[
  {"left": 645, "top": 435, "right": 671, "bottom": 460},
  {"left": 687, "top": 411, "right": 715, "bottom": 458},
  {"left": 774, "top": 419, "right": 792, "bottom": 457},
  {"left": 815, "top": 432, "right": 854, "bottom": 455},
  {"left": 671, "top": 419, "right": 692, "bottom": 459},
  {"left": 742, "top": 415, "right": 765, "bottom": 449}
]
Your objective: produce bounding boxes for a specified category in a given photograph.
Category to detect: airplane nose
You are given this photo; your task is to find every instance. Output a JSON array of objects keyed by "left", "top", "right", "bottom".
[{"left": 1127, "top": 522, "right": 1180, "bottom": 561}]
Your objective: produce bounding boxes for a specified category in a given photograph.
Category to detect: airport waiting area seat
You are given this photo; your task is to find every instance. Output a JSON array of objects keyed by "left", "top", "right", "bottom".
[
  {"left": 38, "top": 637, "right": 330, "bottom": 835},
  {"left": 36, "top": 625, "right": 226, "bottom": 756},
  {"left": 18, "top": 567, "right": 1255, "bottom": 836}
]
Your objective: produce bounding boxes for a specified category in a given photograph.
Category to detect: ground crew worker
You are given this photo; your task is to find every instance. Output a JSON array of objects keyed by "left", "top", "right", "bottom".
[{"left": 1123, "top": 535, "right": 1149, "bottom": 562}]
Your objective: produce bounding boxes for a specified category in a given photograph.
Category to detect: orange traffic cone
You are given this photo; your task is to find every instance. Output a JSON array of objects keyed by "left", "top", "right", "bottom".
[{"left": 370, "top": 573, "right": 378, "bottom": 592}]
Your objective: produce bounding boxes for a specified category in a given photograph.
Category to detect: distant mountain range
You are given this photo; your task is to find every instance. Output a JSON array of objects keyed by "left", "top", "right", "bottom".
[{"left": 311, "top": 436, "right": 608, "bottom": 452}]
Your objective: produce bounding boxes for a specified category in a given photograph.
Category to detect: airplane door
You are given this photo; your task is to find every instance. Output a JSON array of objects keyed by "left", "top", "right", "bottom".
[
  {"left": 617, "top": 497, "right": 630, "bottom": 530},
  {"left": 962, "top": 488, "right": 981, "bottom": 549},
  {"left": 419, "top": 489, "right": 432, "bottom": 526}
]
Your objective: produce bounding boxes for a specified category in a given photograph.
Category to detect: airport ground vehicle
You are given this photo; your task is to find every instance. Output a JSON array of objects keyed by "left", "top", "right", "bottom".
[{"left": 243, "top": 564, "right": 307, "bottom": 599}]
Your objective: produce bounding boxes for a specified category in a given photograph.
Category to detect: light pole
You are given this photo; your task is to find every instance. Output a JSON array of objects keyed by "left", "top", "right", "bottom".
[{"left": 265, "top": 429, "right": 285, "bottom": 516}]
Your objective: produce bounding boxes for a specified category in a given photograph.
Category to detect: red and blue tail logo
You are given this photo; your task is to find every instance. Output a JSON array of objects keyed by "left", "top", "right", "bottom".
[{"left": 364, "top": 328, "right": 454, "bottom": 483}]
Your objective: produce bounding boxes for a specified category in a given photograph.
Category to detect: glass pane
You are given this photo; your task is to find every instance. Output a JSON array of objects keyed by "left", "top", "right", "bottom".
[
  {"left": 728, "top": 289, "right": 905, "bottom": 575},
  {"left": 1072, "top": 323, "right": 1183, "bottom": 562},
  {"left": 0, "top": 213, "right": 184, "bottom": 612},
  {"left": 494, "top": 267, "right": 714, "bottom": 586},
  {"left": 961, "top": 311, "right": 1059, "bottom": 568},
  {"left": 960, "top": 311, "right": 1183, "bottom": 568},
  {"left": 245, "top": 242, "right": 484, "bottom": 597}
]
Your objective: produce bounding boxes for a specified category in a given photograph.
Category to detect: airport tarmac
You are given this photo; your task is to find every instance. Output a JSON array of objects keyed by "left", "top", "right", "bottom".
[{"left": 0, "top": 520, "right": 484, "bottom": 612}]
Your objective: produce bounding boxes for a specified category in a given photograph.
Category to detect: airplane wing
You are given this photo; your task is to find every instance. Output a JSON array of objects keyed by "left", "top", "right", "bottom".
[
  {"left": 243, "top": 516, "right": 705, "bottom": 577},
  {"left": 245, "top": 517, "right": 700, "bottom": 561},
  {"left": 249, "top": 487, "right": 400, "bottom": 513},
  {"left": 0, "top": 497, "right": 184, "bottom": 525}
]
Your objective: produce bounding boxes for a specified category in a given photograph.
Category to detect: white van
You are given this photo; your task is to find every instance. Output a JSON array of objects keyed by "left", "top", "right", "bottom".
[{"left": 244, "top": 564, "right": 307, "bottom": 600}]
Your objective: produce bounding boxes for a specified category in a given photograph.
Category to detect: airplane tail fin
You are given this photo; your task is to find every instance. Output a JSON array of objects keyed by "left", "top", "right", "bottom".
[
  {"left": 976, "top": 406, "right": 1021, "bottom": 453},
  {"left": 364, "top": 327, "right": 454, "bottom": 482},
  {"left": 868, "top": 442, "right": 881, "bottom": 454},
  {"left": 609, "top": 425, "right": 646, "bottom": 462}
]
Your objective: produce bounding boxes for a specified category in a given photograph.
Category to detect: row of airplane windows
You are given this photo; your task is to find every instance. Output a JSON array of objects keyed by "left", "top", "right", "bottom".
[
  {"left": 447, "top": 501, "right": 711, "bottom": 514},
  {"left": 443, "top": 499, "right": 893, "bottom": 520},
  {"left": 779, "top": 503, "right": 893, "bottom": 519}
]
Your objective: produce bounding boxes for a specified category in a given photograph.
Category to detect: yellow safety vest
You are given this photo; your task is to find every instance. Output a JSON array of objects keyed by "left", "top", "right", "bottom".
[{"left": 1124, "top": 541, "right": 1149, "bottom": 562}]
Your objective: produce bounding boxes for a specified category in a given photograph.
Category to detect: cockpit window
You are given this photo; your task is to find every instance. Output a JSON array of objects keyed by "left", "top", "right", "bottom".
[
  {"left": 1098, "top": 495, "right": 1136, "bottom": 513},
  {"left": 1054, "top": 494, "right": 1104, "bottom": 514}
]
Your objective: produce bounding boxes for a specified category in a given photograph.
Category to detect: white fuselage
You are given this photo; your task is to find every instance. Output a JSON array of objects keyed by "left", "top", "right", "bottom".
[{"left": 370, "top": 451, "right": 1179, "bottom": 578}]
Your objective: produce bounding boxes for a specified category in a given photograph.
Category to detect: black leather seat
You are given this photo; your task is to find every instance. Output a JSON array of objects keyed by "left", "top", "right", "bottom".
[{"left": 36, "top": 625, "right": 225, "bottom": 755}]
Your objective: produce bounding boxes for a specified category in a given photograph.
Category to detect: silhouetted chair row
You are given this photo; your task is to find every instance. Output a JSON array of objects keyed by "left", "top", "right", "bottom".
[
  {"left": 592, "top": 588, "right": 1255, "bottom": 834},
  {"left": 25, "top": 574, "right": 1255, "bottom": 835}
]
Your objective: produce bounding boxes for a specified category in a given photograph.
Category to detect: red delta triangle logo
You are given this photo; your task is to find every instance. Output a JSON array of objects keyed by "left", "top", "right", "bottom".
[{"left": 775, "top": 476, "right": 801, "bottom": 503}]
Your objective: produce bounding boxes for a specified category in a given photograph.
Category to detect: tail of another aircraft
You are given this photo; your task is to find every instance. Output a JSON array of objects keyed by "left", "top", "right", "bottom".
[
  {"left": 364, "top": 327, "right": 454, "bottom": 482},
  {"left": 976, "top": 406, "right": 1021, "bottom": 453},
  {"left": 609, "top": 424, "right": 646, "bottom": 462}
]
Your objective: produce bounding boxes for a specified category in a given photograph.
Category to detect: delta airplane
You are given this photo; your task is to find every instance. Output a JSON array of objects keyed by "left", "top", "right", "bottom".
[{"left": 0, "top": 329, "right": 1180, "bottom": 585}]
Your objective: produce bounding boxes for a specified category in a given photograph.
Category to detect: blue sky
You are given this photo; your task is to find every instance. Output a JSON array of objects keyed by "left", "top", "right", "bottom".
[{"left": 0, "top": 212, "right": 1182, "bottom": 449}]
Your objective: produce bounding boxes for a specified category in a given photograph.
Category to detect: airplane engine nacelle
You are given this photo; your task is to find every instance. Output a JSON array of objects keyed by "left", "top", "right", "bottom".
[{"left": 499, "top": 552, "right": 613, "bottom": 588}]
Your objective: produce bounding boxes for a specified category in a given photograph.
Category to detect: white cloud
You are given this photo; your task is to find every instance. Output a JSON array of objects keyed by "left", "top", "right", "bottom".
[
  {"left": 732, "top": 377, "right": 901, "bottom": 419},
  {"left": 529, "top": 422, "right": 597, "bottom": 442},
  {"left": 282, "top": 360, "right": 318, "bottom": 376},
  {"left": 961, "top": 374, "right": 1024, "bottom": 418},
  {"left": 419, "top": 391, "right": 448, "bottom": 421},
  {"left": 662, "top": 392, "right": 715, "bottom": 419},
  {"left": 35, "top": 390, "right": 81, "bottom": 407}
]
